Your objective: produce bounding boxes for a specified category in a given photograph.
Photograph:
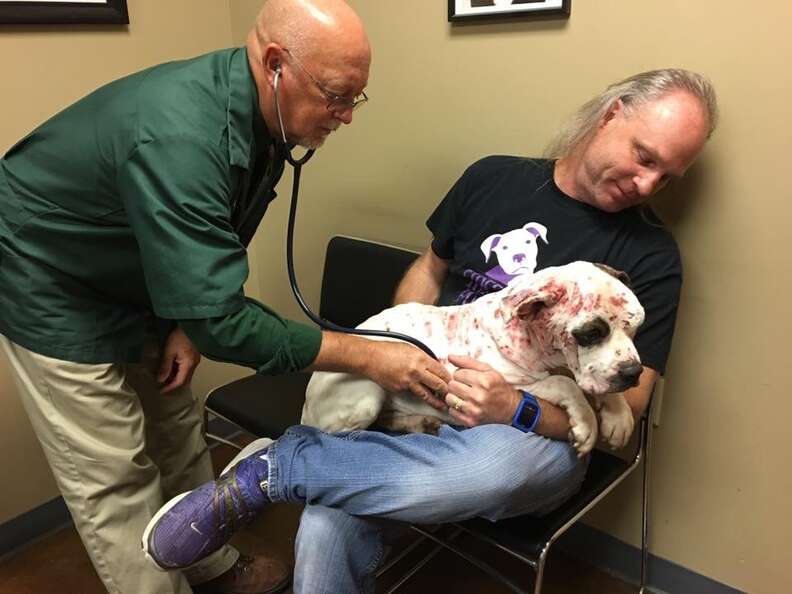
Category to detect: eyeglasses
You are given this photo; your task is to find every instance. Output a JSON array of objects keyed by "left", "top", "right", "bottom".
[{"left": 283, "top": 48, "right": 368, "bottom": 112}]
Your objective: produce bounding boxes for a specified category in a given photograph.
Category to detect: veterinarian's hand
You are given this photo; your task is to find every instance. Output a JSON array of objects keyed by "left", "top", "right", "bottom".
[
  {"left": 444, "top": 355, "right": 521, "bottom": 426},
  {"left": 366, "top": 342, "right": 450, "bottom": 410},
  {"left": 158, "top": 327, "right": 201, "bottom": 394}
]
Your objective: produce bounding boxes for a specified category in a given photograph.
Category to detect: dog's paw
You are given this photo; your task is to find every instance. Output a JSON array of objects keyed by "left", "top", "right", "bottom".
[
  {"left": 377, "top": 413, "right": 444, "bottom": 434},
  {"left": 526, "top": 376, "right": 598, "bottom": 456},
  {"left": 597, "top": 394, "right": 634, "bottom": 449},
  {"left": 566, "top": 403, "right": 598, "bottom": 457},
  {"left": 418, "top": 417, "right": 444, "bottom": 435}
]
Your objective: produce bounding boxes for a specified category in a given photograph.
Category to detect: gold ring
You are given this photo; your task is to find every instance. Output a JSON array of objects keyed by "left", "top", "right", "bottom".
[{"left": 453, "top": 398, "right": 464, "bottom": 412}]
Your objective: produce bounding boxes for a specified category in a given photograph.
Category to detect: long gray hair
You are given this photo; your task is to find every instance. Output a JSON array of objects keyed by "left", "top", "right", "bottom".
[{"left": 544, "top": 69, "right": 718, "bottom": 159}]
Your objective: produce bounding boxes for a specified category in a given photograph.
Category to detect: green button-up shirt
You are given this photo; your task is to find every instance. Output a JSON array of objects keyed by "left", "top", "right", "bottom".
[{"left": 0, "top": 48, "right": 321, "bottom": 372}]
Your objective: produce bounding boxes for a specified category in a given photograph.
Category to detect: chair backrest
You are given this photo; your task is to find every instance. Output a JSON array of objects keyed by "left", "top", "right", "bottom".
[{"left": 319, "top": 236, "right": 420, "bottom": 328}]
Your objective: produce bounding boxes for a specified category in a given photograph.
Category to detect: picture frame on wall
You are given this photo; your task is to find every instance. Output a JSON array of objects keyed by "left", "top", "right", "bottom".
[
  {"left": 0, "top": 0, "right": 129, "bottom": 25},
  {"left": 448, "top": 0, "right": 571, "bottom": 23}
]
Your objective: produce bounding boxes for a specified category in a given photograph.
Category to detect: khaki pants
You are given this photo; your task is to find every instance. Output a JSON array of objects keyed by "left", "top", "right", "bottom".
[{"left": 1, "top": 336, "right": 238, "bottom": 594}]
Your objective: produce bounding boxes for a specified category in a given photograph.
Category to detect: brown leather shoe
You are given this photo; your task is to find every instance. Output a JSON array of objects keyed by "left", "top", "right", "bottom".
[{"left": 192, "top": 554, "right": 291, "bottom": 594}]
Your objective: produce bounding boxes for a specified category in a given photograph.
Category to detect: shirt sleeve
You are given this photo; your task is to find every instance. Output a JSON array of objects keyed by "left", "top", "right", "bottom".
[
  {"left": 179, "top": 298, "right": 322, "bottom": 375},
  {"left": 427, "top": 163, "right": 478, "bottom": 260},
  {"left": 119, "top": 134, "right": 322, "bottom": 372},
  {"left": 118, "top": 134, "right": 247, "bottom": 319},
  {"left": 630, "top": 243, "right": 683, "bottom": 375},
  {"left": 427, "top": 157, "right": 496, "bottom": 260}
]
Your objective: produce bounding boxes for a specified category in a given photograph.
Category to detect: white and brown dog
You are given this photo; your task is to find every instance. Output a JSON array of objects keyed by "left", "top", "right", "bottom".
[{"left": 302, "top": 261, "right": 645, "bottom": 455}]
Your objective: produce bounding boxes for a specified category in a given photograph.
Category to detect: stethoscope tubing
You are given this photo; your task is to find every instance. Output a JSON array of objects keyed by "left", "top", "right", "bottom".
[{"left": 273, "top": 70, "right": 439, "bottom": 360}]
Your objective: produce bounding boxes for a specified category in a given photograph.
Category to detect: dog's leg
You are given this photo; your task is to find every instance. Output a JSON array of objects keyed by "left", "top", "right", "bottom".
[
  {"left": 524, "top": 376, "right": 598, "bottom": 456},
  {"left": 376, "top": 411, "right": 444, "bottom": 435},
  {"left": 303, "top": 372, "right": 388, "bottom": 432},
  {"left": 591, "top": 393, "right": 635, "bottom": 449}
]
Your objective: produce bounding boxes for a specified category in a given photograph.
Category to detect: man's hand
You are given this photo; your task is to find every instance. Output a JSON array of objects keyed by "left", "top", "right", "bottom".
[
  {"left": 364, "top": 342, "right": 451, "bottom": 410},
  {"left": 306, "top": 332, "right": 450, "bottom": 408},
  {"left": 444, "top": 355, "right": 521, "bottom": 427},
  {"left": 157, "top": 327, "right": 201, "bottom": 394}
]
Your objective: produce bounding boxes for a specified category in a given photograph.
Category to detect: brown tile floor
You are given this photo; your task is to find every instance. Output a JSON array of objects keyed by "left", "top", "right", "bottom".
[{"left": 0, "top": 443, "right": 635, "bottom": 594}]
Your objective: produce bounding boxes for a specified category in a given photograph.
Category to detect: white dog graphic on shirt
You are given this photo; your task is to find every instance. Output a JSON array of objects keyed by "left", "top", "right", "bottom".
[{"left": 480, "top": 222, "right": 548, "bottom": 284}]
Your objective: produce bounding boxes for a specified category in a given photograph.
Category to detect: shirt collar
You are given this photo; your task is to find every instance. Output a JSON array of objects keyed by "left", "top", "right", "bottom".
[{"left": 227, "top": 48, "right": 275, "bottom": 169}]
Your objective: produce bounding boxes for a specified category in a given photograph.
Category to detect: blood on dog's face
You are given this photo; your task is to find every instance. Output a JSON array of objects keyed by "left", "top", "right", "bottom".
[{"left": 507, "top": 262, "right": 645, "bottom": 394}]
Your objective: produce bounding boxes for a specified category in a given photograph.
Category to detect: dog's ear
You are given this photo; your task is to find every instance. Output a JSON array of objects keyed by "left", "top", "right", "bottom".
[
  {"left": 515, "top": 297, "right": 547, "bottom": 321},
  {"left": 593, "top": 263, "right": 632, "bottom": 288},
  {"left": 508, "top": 281, "right": 567, "bottom": 321}
]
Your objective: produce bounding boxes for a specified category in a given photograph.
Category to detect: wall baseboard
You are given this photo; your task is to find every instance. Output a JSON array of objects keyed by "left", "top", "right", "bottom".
[
  {"left": 0, "top": 415, "right": 239, "bottom": 560},
  {"left": 0, "top": 495, "right": 71, "bottom": 560},
  {"left": 556, "top": 522, "right": 746, "bottom": 594}
]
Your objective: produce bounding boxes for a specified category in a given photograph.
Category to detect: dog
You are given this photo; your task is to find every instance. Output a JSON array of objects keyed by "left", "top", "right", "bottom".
[{"left": 302, "top": 261, "right": 645, "bottom": 456}]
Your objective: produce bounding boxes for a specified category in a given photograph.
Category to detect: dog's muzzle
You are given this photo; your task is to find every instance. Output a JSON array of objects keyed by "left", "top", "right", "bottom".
[{"left": 609, "top": 360, "right": 643, "bottom": 392}]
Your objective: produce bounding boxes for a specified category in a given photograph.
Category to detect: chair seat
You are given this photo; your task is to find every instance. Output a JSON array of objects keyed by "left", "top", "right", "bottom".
[
  {"left": 455, "top": 449, "right": 632, "bottom": 559},
  {"left": 205, "top": 372, "right": 310, "bottom": 438}
]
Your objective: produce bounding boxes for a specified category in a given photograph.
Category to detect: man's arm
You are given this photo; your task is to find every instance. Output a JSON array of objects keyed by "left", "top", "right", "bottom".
[
  {"left": 623, "top": 366, "right": 658, "bottom": 419},
  {"left": 393, "top": 248, "right": 450, "bottom": 305},
  {"left": 306, "top": 331, "right": 450, "bottom": 410},
  {"left": 447, "top": 362, "right": 658, "bottom": 443},
  {"left": 444, "top": 355, "right": 576, "bottom": 441}
]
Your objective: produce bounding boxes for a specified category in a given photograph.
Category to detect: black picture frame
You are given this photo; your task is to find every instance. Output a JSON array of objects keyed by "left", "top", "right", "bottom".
[
  {"left": 448, "top": 0, "right": 571, "bottom": 23},
  {"left": 0, "top": 1, "right": 129, "bottom": 25}
]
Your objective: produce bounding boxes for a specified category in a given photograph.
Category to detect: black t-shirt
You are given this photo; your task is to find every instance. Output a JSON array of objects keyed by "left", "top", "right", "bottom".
[{"left": 427, "top": 156, "right": 682, "bottom": 374}]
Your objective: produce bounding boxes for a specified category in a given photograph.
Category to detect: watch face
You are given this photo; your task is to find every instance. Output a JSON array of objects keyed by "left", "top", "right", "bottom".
[{"left": 518, "top": 400, "right": 540, "bottom": 429}]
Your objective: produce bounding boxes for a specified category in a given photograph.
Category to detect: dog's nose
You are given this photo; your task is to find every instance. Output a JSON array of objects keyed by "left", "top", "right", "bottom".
[
  {"left": 617, "top": 361, "right": 643, "bottom": 388},
  {"left": 513, "top": 254, "right": 525, "bottom": 263}
]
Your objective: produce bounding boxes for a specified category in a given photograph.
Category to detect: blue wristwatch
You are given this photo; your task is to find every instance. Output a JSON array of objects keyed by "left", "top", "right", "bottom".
[{"left": 511, "top": 390, "right": 541, "bottom": 433}]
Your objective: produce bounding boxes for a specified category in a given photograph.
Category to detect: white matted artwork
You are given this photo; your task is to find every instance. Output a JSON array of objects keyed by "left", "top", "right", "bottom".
[
  {"left": 448, "top": 0, "right": 571, "bottom": 22},
  {"left": 0, "top": 0, "right": 128, "bottom": 25}
]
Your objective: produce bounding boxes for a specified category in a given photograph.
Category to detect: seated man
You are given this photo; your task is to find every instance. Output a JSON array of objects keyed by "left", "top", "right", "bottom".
[{"left": 143, "top": 68, "right": 718, "bottom": 594}]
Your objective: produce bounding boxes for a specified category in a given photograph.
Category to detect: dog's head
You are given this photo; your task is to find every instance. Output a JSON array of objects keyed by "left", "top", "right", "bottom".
[{"left": 499, "top": 261, "right": 645, "bottom": 394}]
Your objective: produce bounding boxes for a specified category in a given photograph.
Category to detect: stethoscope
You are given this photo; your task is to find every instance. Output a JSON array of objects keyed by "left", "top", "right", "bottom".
[{"left": 272, "top": 67, "right": 438, "bottom": 360}]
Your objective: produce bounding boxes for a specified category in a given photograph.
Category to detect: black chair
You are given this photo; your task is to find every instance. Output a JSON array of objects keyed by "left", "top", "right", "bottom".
[
  {"left": 203, "top": 235, "right": 657, "bottom": 594},
  {"left": 401, "top": 395, "right": 657, "bottom": 594},
  {"left": 204, "top": 235, "right": 420, "bottom": 444}
]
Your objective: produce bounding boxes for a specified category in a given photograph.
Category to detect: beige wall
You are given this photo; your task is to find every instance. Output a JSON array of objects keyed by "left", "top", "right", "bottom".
[
  {"left": 1, "top": 1, "right": 789, "bottom": 592},
  {"left": 229, "top": 1, "right": 788, "bottom": 593}
]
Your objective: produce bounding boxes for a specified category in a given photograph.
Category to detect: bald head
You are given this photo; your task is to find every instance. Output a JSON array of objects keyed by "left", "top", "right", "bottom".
[
  {"left": 246, "top": 0, "right": 371, "bottom": 149},
  {"left": 251, "top": 0, "right": 370, "bottom": 64}
]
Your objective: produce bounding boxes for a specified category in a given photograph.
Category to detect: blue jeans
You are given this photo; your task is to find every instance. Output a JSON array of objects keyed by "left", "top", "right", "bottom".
[{"left": 266, "top": 424, "right": 587, "bottom": 594}]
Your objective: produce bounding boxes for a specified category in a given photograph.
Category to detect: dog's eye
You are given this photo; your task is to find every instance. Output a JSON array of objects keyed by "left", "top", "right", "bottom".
[
  {"left": 572, "top": 318, "right": 610, "bottom": 348},
  {"left": 573, "top": 329, "right": 603, "bottom": 347}
]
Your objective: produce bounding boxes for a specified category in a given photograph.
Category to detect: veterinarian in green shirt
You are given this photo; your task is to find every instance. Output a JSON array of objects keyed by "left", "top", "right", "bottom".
[
  {"left": 0, "top": 49, "right": 320, "bottom": 370},
  {"left": 0, "top": 2, "right": 449, "bottom": 592}
]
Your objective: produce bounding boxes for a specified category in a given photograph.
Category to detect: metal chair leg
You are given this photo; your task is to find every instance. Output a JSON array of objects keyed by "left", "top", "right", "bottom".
[
  {"left": 639, "top": 420, "right": 653, "bottom": 593},
  {"left": 205, "top": 432, "right": 243, "bottom": 450},
  {"left": 533, "top": 547, "right": 549, "bottom": 594},
  {"left": 202, "top": 407, "right": 244, "bottom": 450}
]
